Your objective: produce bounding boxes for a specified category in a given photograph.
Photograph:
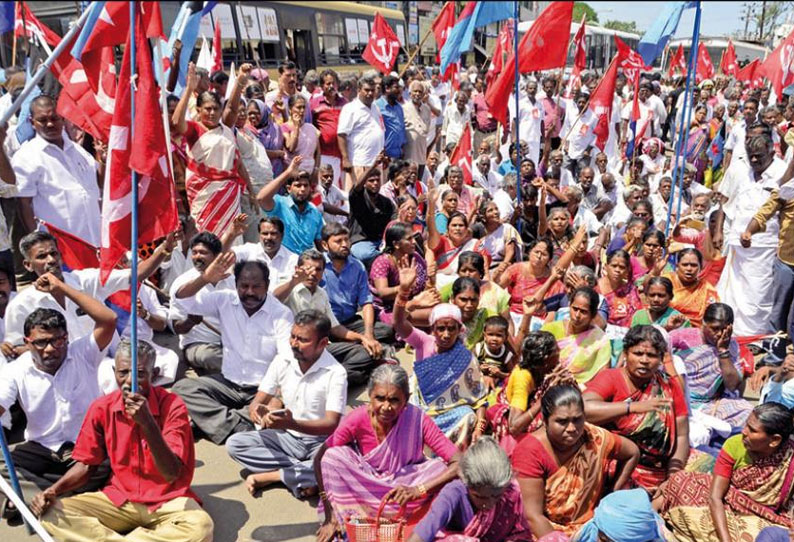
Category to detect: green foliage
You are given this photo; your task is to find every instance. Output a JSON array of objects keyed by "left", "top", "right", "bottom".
[
  {"left": 573, "top": 2, "right": 598, "bottom": 24},
  {"left": 602, "top": 19, "right": 639, "bottom": 34}
]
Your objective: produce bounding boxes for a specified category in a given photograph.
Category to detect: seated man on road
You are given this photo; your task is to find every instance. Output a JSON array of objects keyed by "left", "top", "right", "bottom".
[
  {"left": 0, "top": 272, "right": 116, "bottom": 517},
  {"left": 33, "top": 339, "right": 213, "bottom": 542},
  {"left": 273, "top": 249, "right": 384, "bottom": 383},
  {"left": 172, "top": 253, "right": 293, "bottom": 444},
  {"left": 226, "top": 310, "right": 347, "bottom": 499},
  {"left": 169, "top": 232, "right": 234, "bottom": 375}
]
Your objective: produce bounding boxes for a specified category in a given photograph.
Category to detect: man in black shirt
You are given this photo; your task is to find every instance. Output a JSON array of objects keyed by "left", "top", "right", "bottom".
[{"left": 347, "top": 153, "right": 396, "bottom": 268}]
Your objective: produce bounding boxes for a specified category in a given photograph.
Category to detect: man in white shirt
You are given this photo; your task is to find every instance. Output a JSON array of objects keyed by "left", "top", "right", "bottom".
[
  {"left": 442, "top": 91, "right": 470, "bottom": 148},
  {"left": 717, "top": 133, "right": 787, "bottom": 336},
  {"left": 564, "top": 185, "right": 602, "bottom": 236},
  {"left": 723, "top": 97, "right": 759, "bottom": 170},
  {"left": 621, "top": 82, "right": 656, "bottom": 145},
  {"left": 577, "top": 167, "right": 613, "bottom": 221},
  {"left": 226, "top": 309, "right": 347, "bottom": 498},
  {"left": 169, "top": 232, "right": 234, "bottom": 375},
  {"left": 472, "top": 153, "right": 503, "bottom": 196},
  {"left": 3, "top": 231, "right": 173, "bottom": 351},
  {"left": 562, "top": 93, "right": 597, "bottom": 178},
  {"left": 493, "top": 173, "right": 517, "bottom": 223},
  {"left": 172, "top": 254, "right": 294, "bottom": 444},
  {"left": 0, "top": 272, "right": 116, "bottom": 508},
  {"left": 221, "top": 215, "right": 298, "bottom": 292},
  {"left": 337, "top": 75, "right": 385, "bottom": 190},
  {"left": 274, "top": 249, "right": 383, "bottom": 385},
  {"left": 509, "top": 79, "right": 545, "bottom": 165},
  {"left": 12, "top": 96, "right": 102, "bottom": 246}
]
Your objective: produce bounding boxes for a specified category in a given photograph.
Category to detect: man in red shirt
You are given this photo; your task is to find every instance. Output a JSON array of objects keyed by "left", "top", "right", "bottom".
[
  {"left": 32, "top": 340, "right": 213, "bottom": 542},
  {"left": 310, "top": 69, "right": 347, "bottom": 190}
]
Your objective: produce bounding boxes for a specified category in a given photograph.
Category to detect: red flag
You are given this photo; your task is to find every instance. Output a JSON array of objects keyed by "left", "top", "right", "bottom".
[
  {"left": 486, "top": 2, "right": 573, "bottom": 125},
  {"left": 432, "top": 2, "right": 455, "bottom": 63},
  {"left": 100, "top": 7, "right": 177, "bottom": 284},
  {"left": 696, "top": 42, "right": 715, "bottom": 84},
  {"left": 363, "top": 13, "right": 401, "bottom": 74},
  {"left": 759, "top": 26, "right": 794, "bottom": 98},
  {"left": 667, "top": 44, "right": 686, "bottom": 77},
  {"left": 588, "top": 57, "right": 622, "bottom": 151},
  {"left": 720, "top": 40, "right": 738, "bottom": 76},
  {"left": 40, "top": 221, "right": 99, "bottom": 270},
  {"left": 450, "top": 124, "right": 473, "bottom": 186},
  {"left": 736, "top": 59, "right": 760, "bottom": 83},
  {"left": 14, "top": 2, "right": 72, "bottom": 77},
  {"left": 486, "top": 21, "right": 513, "bottom": 85},
  {"left": 616, "top": 36, "right": 649, "bottom": 84},
  {"left": 572, "top": 15, "right": 587, "bottom": 71},
  {"left": 57, "top": 47, "right": 116, "bottom": 142},
  {"left": 212, "top": 22, "right": 222, "bottom": 73}
]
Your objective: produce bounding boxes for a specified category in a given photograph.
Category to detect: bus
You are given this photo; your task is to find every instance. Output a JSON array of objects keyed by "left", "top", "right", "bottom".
[
  {"left": 662, "top": 37, "right": 769, "bottom": 73},
  {"left": 516, "top": 19, "right": 640, "bottom": 73},
  {"left": 28, "top": 1, "right": 407, "bottom": 76}
]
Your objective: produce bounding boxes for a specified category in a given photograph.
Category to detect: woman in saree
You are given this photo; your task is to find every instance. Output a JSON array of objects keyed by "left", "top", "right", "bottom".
[
  {"left": 408, "top": 437, "right": 531, "bottom": 542},
  {"left": 583, "top": 325, "right": 691, "bottom": 491},
  {"left": 487, "top": 329, "right": 576, "bottom": 456},
  {"left": 389, "top": 193, "right": 427, "bottom": 254},
  {"left": 596, "top": 250, "right": 643, "bottom": 329},
  {"left": 670, "top": 303, "right": 753, "bottom": 436},
  {"left": 685, "top": 105, "right": 711, "bottom": 184},
  {"left": 631, "top": 277, "right": 691, "bottom": 330},
  {"left": 173, "top": 62, "right": 257, "bottom": 237},
  {"left": 448, "top": 277, "right": 490, "bottom": 350},
  {"left": 370, "top": 222, "right": 430, "bottom": 325},
  {"left": 394, "top": 263, "right": 489, "bottom": 447},
  {"left": 665, "top": 248, "right": 720, "bottom": 327},
  {"left": 245, "top": 95, "right": 286, "bottom": 176},
  {"left": 496, "top": 239, "right": 567, "bottom": 329},
  {"left": 662, "top": 403, "right": 794, "bottom": 542},
  {"left": 539, "top": 205, "right": 577, "bottom": 261},
  {"left": 315, "top": 365, "right": 461, "bottom": 542},
  {"left": 574, "top": 489, "right": 667, "bottom": 542},
  {"left": 427, "top": 188, "right": 487, "bottom": 288},
  {"left": 639, "top": 138, "right": 665, "bottom": 182},
  {"left": 281, "top": 93, "right": 320, "bottom": 175},
  {"left": 439, "top": 252, "right": 510, "bottom": 319},
  {"left": 541, "top": 287, "right": 612, "bottom": 386},
  {"left": 513, "top": 385, "right": 640, "bottom": 538},
  {"left": 435, "top": 189, "right": 460, "bottom": 236},
  {"left": 630, "top": 230, "right": 673, "bottom": 292},
  {"left": 479, "top": 201, "right": 521, "bottom": 269}
]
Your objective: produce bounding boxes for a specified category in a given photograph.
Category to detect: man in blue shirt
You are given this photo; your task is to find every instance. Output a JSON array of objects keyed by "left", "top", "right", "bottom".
[
  {"left": 320, "top": 222, "right": 395, "bottom": 384},
  {"left": 375, "top": 74, "right": 406, "bottom": 159},
  {"left": 257, "top": 156, "right": 324, "bottom": 254}
]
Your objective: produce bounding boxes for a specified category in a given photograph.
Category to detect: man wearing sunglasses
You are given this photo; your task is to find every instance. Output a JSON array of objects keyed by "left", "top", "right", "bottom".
[{"left": 0, "top": 272, "right": 117, "bottom": 519}]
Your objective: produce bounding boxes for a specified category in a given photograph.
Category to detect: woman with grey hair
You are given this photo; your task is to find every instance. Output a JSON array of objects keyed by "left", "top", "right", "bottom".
[
  {"left": 314, "top": 364, "right": 461, "bottom": 542},
  {"left": 408, "top": 437, "right": 531, "bottom": 542}
]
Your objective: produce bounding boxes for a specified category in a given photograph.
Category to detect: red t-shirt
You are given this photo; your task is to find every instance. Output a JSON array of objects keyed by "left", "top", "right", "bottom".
[
  {"left": 310, "top": 94, "right": 347, "bottom": 158},
  {"left": 584, "top": 368, "right": 689, "bottom": 418},
  {"left": 326, "top": 405, "right": 458, "bottom": 461},
  {"left": 72, "top": 386, "right": 199, "bottom": 511}
]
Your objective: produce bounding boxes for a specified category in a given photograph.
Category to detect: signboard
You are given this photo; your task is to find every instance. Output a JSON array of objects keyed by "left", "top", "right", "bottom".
[
  {"left": 395, "top": 24, "right": 406, "bottom": 46},
  {"left": 199, "top": 3, "right": 234, "bottom": 39},
  {"left": 258, "top": 7, "right": 279, "bottom": 42},
  {"left": 345, "top": 18, "right": 359, "bottom": 45},
  {"left": 236, "top": 5, "right": 261, "bottom": 40},
  {"left": 419, "top": 15, "right": 436, "bottom": 55},
  {"left": 409, "top": 23, "right": 418, "bottom": 45},
  {"left": 357, "top": 19, "right": 369, "bottom": 44}
]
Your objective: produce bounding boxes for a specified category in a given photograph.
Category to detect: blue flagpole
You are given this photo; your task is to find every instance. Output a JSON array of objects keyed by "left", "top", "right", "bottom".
[
  {"left": 513, "top": 0, "right": 521, "bottom": 207},
  {"left": 129, "top": 0, "right": 139, "bottom": 393},
  {"left": 0, "top": 428, "right": 33, "bottom": 533},
  {"left": 665, "top": 1, "right": 701, "bottom": 240}
]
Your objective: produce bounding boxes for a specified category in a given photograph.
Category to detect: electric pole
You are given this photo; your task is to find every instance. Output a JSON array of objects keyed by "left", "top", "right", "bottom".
[{"left": 759, "top": 1, "right": 767, "bottom": 40}]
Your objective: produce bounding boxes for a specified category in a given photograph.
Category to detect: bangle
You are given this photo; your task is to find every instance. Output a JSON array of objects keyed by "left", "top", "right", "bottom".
[
  {"left": 625, "top": 400, "right": 631, "bottom": 415},
  {"left": 319, "top": 491, "right": 329, "bottom": 501},
  {"left": 718, "top": 350, "right": 731, "bottom": 358},
  {"left": 418, "top": 484, "right": 428, "bottom": 496}
]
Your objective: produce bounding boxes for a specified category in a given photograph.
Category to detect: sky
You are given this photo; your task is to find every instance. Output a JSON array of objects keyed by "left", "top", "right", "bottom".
[{"left": 586, "top": 1, "right": 748, "bottom": 39}]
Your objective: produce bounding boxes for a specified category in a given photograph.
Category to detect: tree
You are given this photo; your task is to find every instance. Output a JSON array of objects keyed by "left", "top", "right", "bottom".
[
  {"left": 573, "top": 2, "right": 598, "bottom": 24},
  {"left": 750, "top": 1, "right": 794, "bottom": 42},
  {"left": 603, "top": 20, "right": 639, "bottom": 34}
]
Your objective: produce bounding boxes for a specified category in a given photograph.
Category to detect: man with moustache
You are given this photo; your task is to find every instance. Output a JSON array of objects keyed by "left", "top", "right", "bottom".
[
  {"left": 347, "top": 154, "right": 396, "bottom": 267},
  {"left": 337, "top": 75, "right": 385, "bottom": 191},
  {"left": 266, "top": 60, "right": 299, "bottom": 124},
  {"left": 172, "top": 254, "right": 294, "bottom": 445},
  {"left": 169, "top": 232, "right": 233, "bottom": 375},
  {"left": 34, "top": 340, "right": 213, "bottom": 542},
  {"left": 3, "top": 231, "right": 175, "bottom": 356},
  {"left": 0, "top": 272, "right": 116, "bottom": 516},
  {"left": 220, "top": 214, "right": 299, "bottom": 292},
  {"left": 310, "top": 69, "right": 347, "bottom": 189},
  {"left": 225, "top": 310, "right": 346, "bottom": 498}
]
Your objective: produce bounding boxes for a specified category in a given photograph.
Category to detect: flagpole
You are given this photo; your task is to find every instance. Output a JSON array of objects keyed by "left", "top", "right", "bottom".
[
  {"left": 398, "top": 26, "right": 434, "bottom": 78},
  {"left": 0, "top": 428, "right": 35, "bottom": 535},
  {"left": 0, "top": 4, "right": 92, "bottom": 125},
  {"left": 513, "top": 0, "right": 521, "bottom": 207},
  {"left": 128, "top": 0, "right": 139, "bottom": 394},
  {"left": 11, "top": 1, "right": 17, "bottom": 65},
  {"left": 665, "top": 1, "right": 701, "bottom": 238}
]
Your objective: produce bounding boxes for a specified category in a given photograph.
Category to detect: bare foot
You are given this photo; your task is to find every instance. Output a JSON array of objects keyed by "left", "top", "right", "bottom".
[{"left": 244, "top": 471, "right": 280, "bottom": 496}]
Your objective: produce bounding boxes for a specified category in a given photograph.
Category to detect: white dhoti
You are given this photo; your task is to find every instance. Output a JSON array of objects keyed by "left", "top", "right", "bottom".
[{"left": 717, "top": 244, "right": 777, "bottom": 336}]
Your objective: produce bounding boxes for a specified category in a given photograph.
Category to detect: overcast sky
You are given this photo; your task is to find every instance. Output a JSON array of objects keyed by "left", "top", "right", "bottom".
[{"left": 586, "top": 2, "right": 749, "bottom": 38}]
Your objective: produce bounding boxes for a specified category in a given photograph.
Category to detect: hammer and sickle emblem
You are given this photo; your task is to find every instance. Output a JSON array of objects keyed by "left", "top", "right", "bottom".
[{"left": 372, "top": 37, "right": 396, "bottom": 66}]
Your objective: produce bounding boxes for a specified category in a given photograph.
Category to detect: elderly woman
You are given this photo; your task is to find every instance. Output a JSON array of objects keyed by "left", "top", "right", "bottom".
[
  {"left": 246, "top": 95, "right": 286, "bottom": 176},
  {"left": 439, "top": 251, "right": 510, "bottom": 318},
  {"left": 639, "top": 137, "right": 665, "bottom": 181},
  {"left": 584, "top": 325, "right": 690, "bottom": 490},
  {"left": 395, "top": 265, "right": 489, "bottom": 447},
  {"left": 315, "top": 365, "right": 461, "bottom": 542},
  {"left": 513, "top": 385, "right": 640, "bottom": 538},
  {"left": 480, "top": 200, "right": 521, "bottom": 268},
  {"left": 574, "top": 489, "right": 667, "bottom": 542},
  {"left": 665, "top": 248, "right": 719, "bottom": 327},
  {"left": 662, "top": 403, "right": 794, "bottom": 542},
  {"left": 671, "top": 303, "right": 753, "bottom": 436},
  {"left": 408, "top": 437, "right": 531, "bottom": 542},
  {"left": 541, "top": 287, "right": 611, "bottom": 386}
]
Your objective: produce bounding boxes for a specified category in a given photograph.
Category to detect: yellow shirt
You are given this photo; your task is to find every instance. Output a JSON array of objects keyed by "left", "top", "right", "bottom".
[
  {"left": 753, "top": 187, "right": 794, "bottom": 266},
  {"left": 505, "top": 368, "right": 534, "bottom": 411}
]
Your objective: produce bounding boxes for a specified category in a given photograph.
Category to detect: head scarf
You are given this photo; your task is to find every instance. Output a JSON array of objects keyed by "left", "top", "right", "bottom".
[
  {"left": 429, "top": 303, "right": 463, "bottom": 326},
  {"left": 575, "top": 489, "right": 665, "bottom": 542},
  {"left": 642, "top": 137, "right": 663, "bottom": 156},
  {"left": 250, "top": 98, "right": 269, "bottom": 128}
]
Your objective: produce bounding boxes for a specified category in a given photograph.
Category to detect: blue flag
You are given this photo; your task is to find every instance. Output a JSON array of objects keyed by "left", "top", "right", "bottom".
[
  {"left": 70, "top": 1, "right": 107, "bottom": 61},
  {"left": 15, "top": 59, "right": 40, "bottom": 145},
  {"left": 164, "top": 1, "right": 218, "bottom": 93},
  {"left": 707, "top": 131, "right": 725, "bottom": 170},
  {"left": 0, "top": 2, "right": 13, "bottom": 34},
  {"left": 440, "top": 2, "right": 513, "bottom": 74},
  {"left": 637, "top": 1, "right": 696, "bottom": 67}
]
